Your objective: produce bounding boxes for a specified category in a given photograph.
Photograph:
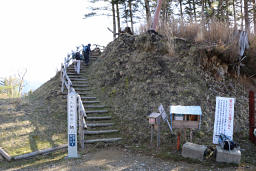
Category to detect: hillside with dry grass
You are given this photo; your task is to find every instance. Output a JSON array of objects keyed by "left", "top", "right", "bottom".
[{"left": 0, "top": 72, "right": 68, "bottom": 169}]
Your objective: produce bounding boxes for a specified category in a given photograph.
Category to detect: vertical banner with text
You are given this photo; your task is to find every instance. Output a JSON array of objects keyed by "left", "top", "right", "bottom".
[
  {"left": 67, "top": 91, "right": 78, "bottom": 158},
  {"left": 213, "top": 97, "right": 235, "bottom": 144}
]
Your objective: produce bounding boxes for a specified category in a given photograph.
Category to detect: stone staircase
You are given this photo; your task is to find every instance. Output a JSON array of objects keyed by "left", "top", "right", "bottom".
[{"left": 66, "top": 61, "right": 122, "bottom": 145}]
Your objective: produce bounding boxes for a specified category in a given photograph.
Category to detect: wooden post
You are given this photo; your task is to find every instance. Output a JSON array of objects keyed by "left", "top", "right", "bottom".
[
  {"left": 156, "top": 117, "right": 160, "bottom": 148},
  {"left": 184, "top": 129, "right": 187, "bottom": 142},
  {"left": 249, "top": 90, "right": 256, "bottom": 143},
  {"left": 150, "top": 125, "right": 153, "bottom": 145},
  {"left": 177, "top": 131, "right": 181, "bottom": 151},
  {"left": 190, "top": 129, "right": 193, "bottom": 142}
]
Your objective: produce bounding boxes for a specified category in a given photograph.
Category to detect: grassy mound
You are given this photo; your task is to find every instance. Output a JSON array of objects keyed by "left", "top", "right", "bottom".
[{"left": 88, "top": 32, "right": 256, "bottom": 163}]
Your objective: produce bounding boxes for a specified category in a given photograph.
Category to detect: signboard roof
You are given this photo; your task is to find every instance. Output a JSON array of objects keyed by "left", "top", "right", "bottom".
[
  {"left": 170, "top": 106, "right": 202, "bottom": 115},
  {"left": 148, "top": 112, "right": 161, "bottom": 118}
]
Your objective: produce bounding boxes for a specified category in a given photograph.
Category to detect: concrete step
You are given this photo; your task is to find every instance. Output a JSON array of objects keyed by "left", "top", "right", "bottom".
[
  {"left": 85, "top": 105, "right": 106, "bottom": 108},
  {"left": 84, "top": 138, "right": 122, "bottom": 144},
  {"left": 70, "top": 78, "right": 88, "bottom": 81},
  {"left": 72, "top": 81, "right": 89, "bottom": 84},
  {"left": 81, "top": 97, "right": 97, "bottom": 100},
  {"left": 84, "top": 130, "right": 118, "bottom": 135},
  {"left": 86, "top": 116, "right": 112, "bottom": 120},
  {"left": 75, "top": 92, "right": 92, "bottom": 95},
  {"left": 75, "top": 88, "right": 91, "bottom": 91},
  {"left": 73, "top": 85, "right": 89, "bottom": 87},
  {"left": 86, "top": 110, "right": 108, "bottom": 114},
  {"left": 69, "top": 76, "right": 83, "bottom": 79},
  {"left": 83, "top": 101, "right": 101, "bottom": 104},
  {"left": 87, "top": 123, "right": 114, "bottom": 127}
]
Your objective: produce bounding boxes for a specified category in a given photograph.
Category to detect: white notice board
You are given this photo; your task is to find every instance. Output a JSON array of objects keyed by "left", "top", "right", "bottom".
[{"left": 213, "top": 97, "right": 235, "bottom": 144}]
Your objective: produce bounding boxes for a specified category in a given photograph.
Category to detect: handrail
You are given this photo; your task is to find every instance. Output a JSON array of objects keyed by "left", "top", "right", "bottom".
[{"left": 61, "top": 55, "right": 87, "bottom": 150}]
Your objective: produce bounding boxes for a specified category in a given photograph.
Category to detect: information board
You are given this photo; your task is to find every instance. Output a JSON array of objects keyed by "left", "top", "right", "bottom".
[
  {"left": 67, "top": 91, "right": 78, "bottom": 158},
  {"left": 213, "top": 97, "right": 235, "bottom": 144}
]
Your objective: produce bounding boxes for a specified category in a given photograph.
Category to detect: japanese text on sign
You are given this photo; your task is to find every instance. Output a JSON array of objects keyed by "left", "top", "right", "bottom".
[{"left": 213, "top": 97, "right": 235, "bottom": 144}]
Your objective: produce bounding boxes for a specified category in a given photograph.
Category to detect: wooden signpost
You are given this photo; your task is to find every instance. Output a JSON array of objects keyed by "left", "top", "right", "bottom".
[{"left": 148, "top": 112, "right": 161, "bottom": 147}]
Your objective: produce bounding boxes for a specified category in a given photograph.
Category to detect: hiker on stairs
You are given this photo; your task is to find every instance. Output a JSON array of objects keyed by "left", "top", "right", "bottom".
[{"left": 82, "top": 44, "right": 91, "bottom": 66}]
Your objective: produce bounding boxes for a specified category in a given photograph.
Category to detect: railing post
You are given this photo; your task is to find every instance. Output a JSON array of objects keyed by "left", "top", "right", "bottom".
[
  {"left": 77, "top": 60, "right": 80, "bottom": 74},
  {"left": 249, "top": 90, "right": 256, "bottom": 144},
  {"left": 77, "top": 95, "right": 83, "bottom": 149}
]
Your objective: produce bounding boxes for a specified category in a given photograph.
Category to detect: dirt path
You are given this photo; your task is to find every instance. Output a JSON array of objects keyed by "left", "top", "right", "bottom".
[{"left": 12, "top": 147, "right": 247, "bottom": 171}]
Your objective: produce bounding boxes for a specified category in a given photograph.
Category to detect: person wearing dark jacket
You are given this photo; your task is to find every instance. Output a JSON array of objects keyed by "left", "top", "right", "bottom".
[{"left": 82, "top": 44, "right": 91, "bottom": 65}]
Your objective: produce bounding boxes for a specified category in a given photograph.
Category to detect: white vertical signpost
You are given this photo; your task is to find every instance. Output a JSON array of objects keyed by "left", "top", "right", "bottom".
[
  {"left": 213, "top": 97, "right": 235, "bottom": 144},
  {"left": 67, "top": 90, "right": 79, "bottom": 158}
]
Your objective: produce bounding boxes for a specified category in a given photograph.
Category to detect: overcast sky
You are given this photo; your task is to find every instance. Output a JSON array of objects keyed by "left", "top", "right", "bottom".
[{"left": 0, "top": 0, "right": 113, "bottom": 90}]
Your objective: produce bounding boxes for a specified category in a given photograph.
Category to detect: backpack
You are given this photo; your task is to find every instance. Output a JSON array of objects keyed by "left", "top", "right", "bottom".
[
  {"left": 218, "top": 134, "right": 238, "bottom": 151},
  {"left": 75, "top": 52, "right": 81, "bottom": 60}
]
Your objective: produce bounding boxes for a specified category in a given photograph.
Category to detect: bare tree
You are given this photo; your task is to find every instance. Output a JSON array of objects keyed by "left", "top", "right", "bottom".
[{"left": 18, "top": 69, "right": 27, "bottom": 96}]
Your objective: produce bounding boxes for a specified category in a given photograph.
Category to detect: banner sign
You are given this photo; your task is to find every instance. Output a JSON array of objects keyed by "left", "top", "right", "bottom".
[
  {"left": 158, "top": 104, "right": 167, "bottom": 121},
  {"left": 67, "top": 91, "right": 78, "bottom": 157},
  {"left": 158, "top": 104, "right": 173, "bottom": 133},
  {"left": 213, "top": 97, "right": 235, "bottom": 144}
]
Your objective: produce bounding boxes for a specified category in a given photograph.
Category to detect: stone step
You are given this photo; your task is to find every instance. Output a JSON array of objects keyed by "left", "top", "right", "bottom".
[
  {"left": 86, "top": 116, "right": 112, "bottom": 120},
  {"left": 86, "top": 110, "right": 108, "bottom": 114},
  {"left": 84, "top": 105, "right": 105, "bottom": 108},
  {"left": 84, "top": 138, "right": 122, "bottom": 144},
  {"left": 84, "top": 130, "right": 118, "bottom": 135},
  {"left": 87, "top": 123, "right": 114, "bottom": 127},
  {"left": 81, "top": 97, "right": 97, "bottom": 100},
  {"left": 83, "top": 101, "right": 101, "bottom": 104}
]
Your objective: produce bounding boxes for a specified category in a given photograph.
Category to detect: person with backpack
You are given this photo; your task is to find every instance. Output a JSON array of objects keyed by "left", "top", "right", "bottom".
[
  {"left": 74, "top": 46, "right": 82, "bottom": 60},
  {"left": 82, "top": 44, "right": 91, "bottom": 66}
]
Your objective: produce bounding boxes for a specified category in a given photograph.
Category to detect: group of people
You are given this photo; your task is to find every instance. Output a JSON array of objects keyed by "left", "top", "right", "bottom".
[{"left": 71, "top": 43, "right": 91, "bottom": 66}]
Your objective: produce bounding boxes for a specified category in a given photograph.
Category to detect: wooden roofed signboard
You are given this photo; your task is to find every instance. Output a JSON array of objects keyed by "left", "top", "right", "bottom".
[{"left": 170, "top": 106, "right": 202, "bottom": 129}]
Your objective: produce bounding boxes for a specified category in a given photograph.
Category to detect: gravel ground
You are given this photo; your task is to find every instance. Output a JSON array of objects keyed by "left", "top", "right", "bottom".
[{"left": 19, "top": 147, "right": 254, "bottom": 171}]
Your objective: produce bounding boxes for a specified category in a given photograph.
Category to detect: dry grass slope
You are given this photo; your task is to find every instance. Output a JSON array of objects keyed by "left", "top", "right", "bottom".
[{"left": 0, "top": 72, "right": 67, "bottom": 170}]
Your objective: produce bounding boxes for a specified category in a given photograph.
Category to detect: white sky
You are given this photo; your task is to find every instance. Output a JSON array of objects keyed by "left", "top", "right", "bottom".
[{"left": 0, "top": 0, "right": 113, "bottom": 89}]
